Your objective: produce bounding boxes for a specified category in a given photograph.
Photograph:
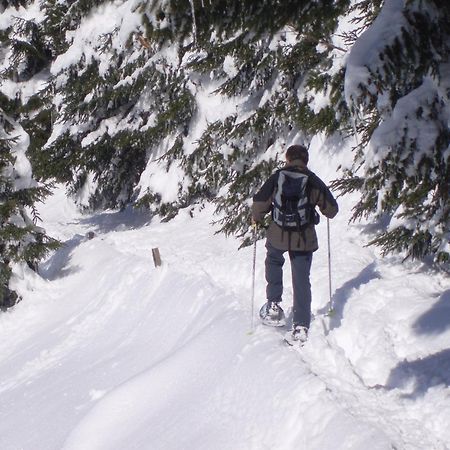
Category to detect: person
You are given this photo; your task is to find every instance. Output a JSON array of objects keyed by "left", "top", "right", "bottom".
[{"left": 251, "top": 144, "right": 338, "bottom": 345}]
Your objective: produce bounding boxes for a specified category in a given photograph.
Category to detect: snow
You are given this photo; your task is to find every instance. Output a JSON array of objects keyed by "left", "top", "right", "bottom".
[
  {"left": 51, "top": 0, "right": 142, "bottom": 76},
  {"left": 7, "top": 130, "right": 34, "bottom": 190},
  {"left": 74, "top": 171, "right": 98, "bottom": 208},
  {"left": 344, "top": 0, "right": 407, "bottom": 108},
  {"left": 222, "top": 55, "right": 238, "bottom": 78},
  {"left": 367, "top": 77, "right": 441, "bottom": 171},
  {"left": 1, "top": 143, "right": 449, "bottom": 450},
  {"left": 183, "top": 80, "right": 239, "bottom": 156},
  {"left": 142, "top": 160, "right": 186, "bottom": 204},
  {"left": 0, "top": 1, "right": 44, "bottom": 30}
]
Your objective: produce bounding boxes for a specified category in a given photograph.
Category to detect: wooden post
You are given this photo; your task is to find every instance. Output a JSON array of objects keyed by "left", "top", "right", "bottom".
[{"left": 152, "top": 248, "right": 162, "bottom": 267}]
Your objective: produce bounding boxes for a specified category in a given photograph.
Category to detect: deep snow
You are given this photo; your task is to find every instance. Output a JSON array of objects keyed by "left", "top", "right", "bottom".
[{"left": 1, "top": 142, "right": 449, "bottom": 450}]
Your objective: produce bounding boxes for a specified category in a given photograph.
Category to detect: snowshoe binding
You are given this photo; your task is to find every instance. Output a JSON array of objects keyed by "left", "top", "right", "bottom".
[
  {"left": 284, "top": 324, "right": 308, "bottom": 347},
  {"left": 259, "top": 302, "right": 286, "bottom": 327}
]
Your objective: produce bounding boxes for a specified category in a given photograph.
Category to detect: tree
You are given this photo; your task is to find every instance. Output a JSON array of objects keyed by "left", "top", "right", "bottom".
[
  {"left": 0, "top": 0, "right": 55, "bottom": 179},
  {"left": 0, "top": 111, "right": 59, "bottom": 309},
  {"left": 41, "top": 0, "right": 350, "bottom": 238},
  {"left": 332, "top": 0, "right": 449, "bottom": 265},
  {"left": 3, "top": 0, "right": 448, "bottom": 270},
  {"left": 173, "top": 0, "right": 351, "bottom": 243},
  {"left": 0, "top": 4, "right": 58, "bottom": 309},
  {"left": 39, "top": 0, "right": 195, "bottom": 210}
]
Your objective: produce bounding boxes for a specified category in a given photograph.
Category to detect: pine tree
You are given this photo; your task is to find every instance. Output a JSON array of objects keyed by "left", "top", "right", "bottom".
[
  {"left": 0, "top": 0, "right": 55, "bottom": 180},
  {"left": 199, "top": 0, "right": 348, "bottom": 242},
  {"left": 0, "top": 3, "right": 59, "bottom": 309},
  {"left": 36, "top": 0, "right": 351, "bottom": 222},
  {"left": 37, "top": 0, "right": 193, "bottom": 209},
  {"left": 137, "top": 0, "right": 352, "bottom": 243},
  {"left": 0, "top": 118, "right": 17, "bottom": 308},
  {"left": 331, "top": 0, "right": 449, "bottom": 265},
  {"left": 6, "top": 0, "right": 447, "bottom": 269},
  {"left": 0, "top": 112, "right": 59, "bottom": 309}
]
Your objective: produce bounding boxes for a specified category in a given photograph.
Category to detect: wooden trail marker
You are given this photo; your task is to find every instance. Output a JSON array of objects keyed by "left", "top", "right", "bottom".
[{"left": 152, "top": 248, "right": 162, "bottom": 267}]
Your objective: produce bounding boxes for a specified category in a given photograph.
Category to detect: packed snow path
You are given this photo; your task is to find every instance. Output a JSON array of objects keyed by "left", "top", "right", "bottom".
[{"left": 1, "top": 188, "right": 449, "bottom": 450}]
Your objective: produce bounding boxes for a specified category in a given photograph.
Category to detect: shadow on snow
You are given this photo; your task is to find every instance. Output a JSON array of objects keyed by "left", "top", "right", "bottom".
[
  {"left": 412, "top": 289, "right": 450, "bottom": 336},
  {"left": 319, "top": 262, "right": 381, "bottom": 330},
  {"left": 77, "top": 205, "right": 151, "bottom": 234},
  {"left": 385, "top": 348, "right": 450, "bottom": 399},
  {"left": 39, "top": 234, "right": 84, "bottom": 280},
  {"left": 39, "top": 207, "right": 151, "bottom": 281}
]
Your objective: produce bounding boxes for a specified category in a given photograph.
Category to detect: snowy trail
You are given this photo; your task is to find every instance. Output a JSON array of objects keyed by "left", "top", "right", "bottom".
[
  {"left": 301, "top": 327, "right": 446, "bottom": 450},
  {"left": 1, "top": 187, "right": 449, "bottom": 449}
]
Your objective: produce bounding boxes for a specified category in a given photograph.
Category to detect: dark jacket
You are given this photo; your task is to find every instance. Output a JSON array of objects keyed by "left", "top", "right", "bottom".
[{"left": 252, "top": 159, "right": 338, "bottom": 251}]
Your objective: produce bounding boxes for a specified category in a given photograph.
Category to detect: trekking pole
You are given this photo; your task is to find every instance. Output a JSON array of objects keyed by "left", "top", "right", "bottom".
[
  {"left": 250, "top": 223, "right": 257, "bottom": 333},
  {"left": 327, "top": 218, "right": 334, "bottom": 315}
]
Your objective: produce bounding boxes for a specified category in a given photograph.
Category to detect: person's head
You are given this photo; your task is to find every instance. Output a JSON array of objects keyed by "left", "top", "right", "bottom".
[{"left": 286, "top": 145, "right": 309, "bottom": 165}]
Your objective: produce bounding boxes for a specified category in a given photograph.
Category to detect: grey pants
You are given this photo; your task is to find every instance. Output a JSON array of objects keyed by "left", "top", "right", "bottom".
[{"left": 265, "top": 241, "right": 313, "bottom": 328}]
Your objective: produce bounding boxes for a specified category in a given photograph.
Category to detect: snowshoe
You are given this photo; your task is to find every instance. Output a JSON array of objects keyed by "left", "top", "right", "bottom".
[
  {"left": 284, "top": 325, "right": 308, "bottom": 347},
  {"left": 259, "top": 302, "right": 286, "bottom": 327}
]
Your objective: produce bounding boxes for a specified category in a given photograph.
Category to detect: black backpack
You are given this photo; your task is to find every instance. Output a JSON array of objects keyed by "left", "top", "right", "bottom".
[{"left": 272, "top": 169, "right": 318, "bottom": 231}]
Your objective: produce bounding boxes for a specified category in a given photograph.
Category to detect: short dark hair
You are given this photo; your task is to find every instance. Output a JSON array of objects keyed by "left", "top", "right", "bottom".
[{"left": 286, "top": 145, "right": 308, "bottom": 164}]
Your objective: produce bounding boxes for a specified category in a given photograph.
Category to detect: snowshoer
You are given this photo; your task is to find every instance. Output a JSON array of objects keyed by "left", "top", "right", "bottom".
[{"left": 252, "top": 145, "right": 338, "bottom": 345}]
